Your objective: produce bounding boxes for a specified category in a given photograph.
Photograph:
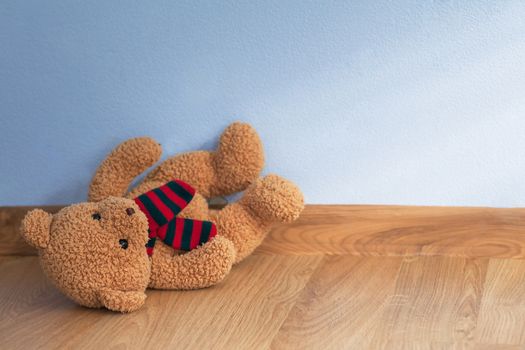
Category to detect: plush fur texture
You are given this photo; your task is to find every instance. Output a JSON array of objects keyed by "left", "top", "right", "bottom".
[{"left": 21, "top": 122, "right": 304, "bottom": 312}]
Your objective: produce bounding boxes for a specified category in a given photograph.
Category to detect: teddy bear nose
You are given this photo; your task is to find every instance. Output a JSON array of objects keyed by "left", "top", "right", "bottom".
[
  {"left": 119, "top": 239, "right": 129, "bottom": 249},
  {"left": 126, "top": 208, "right": 135, "bottom": 216}
]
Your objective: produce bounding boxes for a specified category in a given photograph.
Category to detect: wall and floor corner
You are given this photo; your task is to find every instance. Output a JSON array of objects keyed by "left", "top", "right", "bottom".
[
  {"left": 2, "top": 1, "right": 525, "bottom": 207},
  {"left": 4, "top": 3, "right": 525, "bottom": 348}
]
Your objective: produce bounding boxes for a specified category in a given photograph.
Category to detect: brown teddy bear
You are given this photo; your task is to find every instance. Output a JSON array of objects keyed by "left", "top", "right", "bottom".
[{"left": 21, "top": 123, "right": 304, "bottom": 312}]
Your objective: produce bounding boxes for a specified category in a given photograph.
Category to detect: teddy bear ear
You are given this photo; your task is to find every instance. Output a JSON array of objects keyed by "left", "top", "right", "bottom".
[{"left": 20, "top": 209, "right": 53, "bottom": 249}]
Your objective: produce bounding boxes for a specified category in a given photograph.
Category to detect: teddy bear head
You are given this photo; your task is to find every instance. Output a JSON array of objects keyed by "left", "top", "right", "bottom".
[{"left": 20, "top": 197, "right": 151, "bottom": 309}]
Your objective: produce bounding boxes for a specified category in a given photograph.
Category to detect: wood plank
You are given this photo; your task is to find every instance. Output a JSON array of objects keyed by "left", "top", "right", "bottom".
[
  {"left": 474, "top": 345, "right": 525, "bottom": 350},
  {"left": 372, "top": 256, "right": 488, "bottom": 349},
  {"left": 257, "top": 205, "right": 525, "bottom": 259},
  {"left": 271, "top": 256, "right": 403, "bottom": 349},
  {"left": 0, "top": 256, "right": 107, "bottom": 349},
  {"left": 0, "top": 255, "right": 322, "bottom": 349},
  {"left": 273, "top": 256, "right": 488, "bottom": 349},
  {"left": 475, "top": 259, "right": 525, "bottom": 345}
]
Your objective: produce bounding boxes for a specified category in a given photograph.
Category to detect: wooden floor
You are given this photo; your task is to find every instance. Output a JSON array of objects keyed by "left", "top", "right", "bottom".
[{"left": 2, "top": 205, "right": 525, "bottom": 349}]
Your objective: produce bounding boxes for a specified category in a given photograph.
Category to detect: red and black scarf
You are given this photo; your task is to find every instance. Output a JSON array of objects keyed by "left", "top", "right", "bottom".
[{"left": 134, "top": 180, "right": 217, "bottom": 256}]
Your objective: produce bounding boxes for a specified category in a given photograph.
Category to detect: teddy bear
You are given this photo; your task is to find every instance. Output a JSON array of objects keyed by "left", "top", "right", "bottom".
[{"left": 20, "top": 123, "right": 304, "bottom": 312}]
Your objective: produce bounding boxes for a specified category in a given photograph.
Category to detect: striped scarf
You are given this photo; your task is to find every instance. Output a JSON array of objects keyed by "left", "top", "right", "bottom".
[{"left": 134, "top": 180, "right": 217, "bottom": 256}]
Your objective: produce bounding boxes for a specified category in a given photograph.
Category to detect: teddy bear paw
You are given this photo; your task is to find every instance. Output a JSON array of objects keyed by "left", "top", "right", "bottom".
[
  {"left": 242, "top": 174, "right": 304, "bottom": 223},
  {"left": 98, "top": 289, "right": 147, "bottom": 313}
]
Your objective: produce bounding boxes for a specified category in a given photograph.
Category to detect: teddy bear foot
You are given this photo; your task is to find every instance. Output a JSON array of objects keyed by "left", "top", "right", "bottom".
[
  {"left": 98, "top": 289, "right": 147, "bottom": 313},
  {"left": 241, "top": 174, "right": 305, "bottom": 224},
  {"left": 213, "top": 122, "right": 265, "bottom": 195}
]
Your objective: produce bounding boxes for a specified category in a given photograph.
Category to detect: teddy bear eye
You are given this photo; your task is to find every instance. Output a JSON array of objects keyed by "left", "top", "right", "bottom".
[{"left": 92, "top": 213, "right": 102, "bottom": 220}]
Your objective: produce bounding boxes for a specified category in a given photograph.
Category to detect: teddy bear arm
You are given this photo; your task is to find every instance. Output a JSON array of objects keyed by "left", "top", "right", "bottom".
[
  {"left": 98, "top": 288, "right": 147, "bottom": 313},
  {"left": 89, "top": 137, "right": 162, "bottom": 202},
  {"left": 140, "top": 122, "right": 264, "bottom": 198},
  {"left": 149, "top": 236, "right": 235, "bottom": 290}
]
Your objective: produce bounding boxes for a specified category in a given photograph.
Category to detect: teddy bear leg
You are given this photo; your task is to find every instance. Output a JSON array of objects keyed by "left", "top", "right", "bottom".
[
  {"left": 149, "top": 236, "right": 236, "bottom": 290},
  {"left": 212, "top": 174, "right": 304, "bottom": 264},
  {"left": 212, "top": 122, "right": 265, "bottom": 196},
  {"left": 89, "top": 137, "right": 162, "bottom": 202},
  {"left": 139, "top": 122, "right": 264, "bottom": 198}
]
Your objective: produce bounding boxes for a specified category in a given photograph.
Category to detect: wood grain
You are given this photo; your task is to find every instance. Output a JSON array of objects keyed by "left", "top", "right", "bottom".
[
  {"left": 272, "top": 256, "right": 489, "bottom": 349},
  {"left": 372, "top": 257, "right": 488, "bottom": 349},
  {"left": 0, "top": 255, "right": 322, "bottom": 349},
  {"left": 475, "top": 259, "right": 525, "bottom": 345},
  {"left": 271, "top": 256, "right": 403, "bottom": 349},
  {"left": 257, "top": 205, "right": 525, "bottom": 259}
]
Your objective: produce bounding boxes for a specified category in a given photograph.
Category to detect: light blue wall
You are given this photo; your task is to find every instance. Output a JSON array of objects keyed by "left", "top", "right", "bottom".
[{"left": 2, "top": 1, "right": 525, "bottom": 206}]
